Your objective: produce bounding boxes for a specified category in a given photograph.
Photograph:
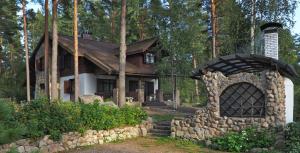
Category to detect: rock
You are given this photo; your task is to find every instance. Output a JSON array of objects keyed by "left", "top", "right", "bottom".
[
  {"left": 248, "top": 148, "right": 263, "bottom": 153},
  {"left": 39, "top": 139, "right": 47, "bottom": 147},
  {"left": 15, "top": 139, "right": 29, "bottom": 146},
  {"left": 141, "top": 128, "right": 147, "bottom": 136},
  {"left": 79, "top": 95, "right": 104, "bottom": 103},
  {"left": 205, "top": 140, "right": 212, "bottom": 147},
  {"left": 17, "top": 146, "right": 25, "bottom": 153},
  {"left": 98, "top": 102, "right": 118, "bottom": 108},
  {"left": 24, "top": 146, "right": 39, "bottom": 153},
  {"left": 40, "top": 146, "right": 49, "bottom": 153},
  {"left": 262, "top": 122, "right": 269, "bottom": 128}
]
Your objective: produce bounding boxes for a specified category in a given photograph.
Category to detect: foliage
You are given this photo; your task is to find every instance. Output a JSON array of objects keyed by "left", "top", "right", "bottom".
[
  {"left": 0, "top": 101, "right": 25, "bottom": 145},
  {"left": 17, "top": 98, "right": 147, "bottom": 140},
  {"left": 211, "top": 127, "right": 275, "bottom": 152},
  {"left": 285, "top": 122, "right": 300, "bottom": 153},
  {"left": 81, "top": 103, "right": 147, "bottom": 130}
]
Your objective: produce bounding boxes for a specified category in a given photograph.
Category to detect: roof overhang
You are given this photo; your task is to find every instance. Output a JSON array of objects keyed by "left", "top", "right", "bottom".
[{"left": 192, "top": 54, "right": 298, "bottom": 79}]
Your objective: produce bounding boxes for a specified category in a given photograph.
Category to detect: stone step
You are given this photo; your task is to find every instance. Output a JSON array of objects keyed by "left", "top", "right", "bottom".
[
  {"left": 149, "top": 132, "right": 170, "bottom": 137},
  {"left": 149, "top": 129, "right": 171, "bottom": 134},
  {"left": 153, "top": 125, "right": 171, "bottom": 130},
  {"left": 155, "top": 121, "right": 171, "bottom": 126}
]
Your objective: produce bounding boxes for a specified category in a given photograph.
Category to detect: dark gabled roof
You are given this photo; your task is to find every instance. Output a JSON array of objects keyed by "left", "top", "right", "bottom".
[
  {"left": 30, "top": 34, "right": 159, "bottom": 76},
  {"left": 192, "top": 54, "right": 298, "bottom": 79},
  {"left": 113, "top": 37, "right": 159, "bottom": 55}
]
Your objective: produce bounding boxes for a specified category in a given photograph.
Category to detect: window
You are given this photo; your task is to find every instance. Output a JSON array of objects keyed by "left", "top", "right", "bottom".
[
  {"left": 40, "top": 83, "right": 45, "bottom": 90},
  {"left": 60, "top": 52, "right": 72, "bottom": 70},
  {"left": 64, "top": 79, "right": 74, "bottom": 94},
  {"left": 129, "top": 80, "right": 138, "bottom": 92},
  {"left": 97, "top": 79, "right": 116, "bottom": 93},
  {"left": 220, "top": 82, "right": 265, "bottom": 117},
  {"left": 36, "top": 57, "right": 44, "bottom": 71},
  {"left": 144, "top": 53, "right": 155, "bottom": 64}
]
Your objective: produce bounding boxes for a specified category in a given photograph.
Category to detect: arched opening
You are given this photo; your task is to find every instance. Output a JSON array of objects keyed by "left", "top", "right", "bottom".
[{"left": 220, "top": 82, "right": 265, "bottom": 117}]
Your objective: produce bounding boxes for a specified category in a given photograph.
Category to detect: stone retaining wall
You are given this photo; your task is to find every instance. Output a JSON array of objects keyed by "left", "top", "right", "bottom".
[
  {"left": 0, "top": 120, "right": 152, "bottom": 153},
  {"left": 171, "top": 71, "right": 286, "bottom": 140}
]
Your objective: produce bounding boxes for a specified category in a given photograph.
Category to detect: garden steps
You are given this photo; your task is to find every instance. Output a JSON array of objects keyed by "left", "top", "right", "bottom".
[{"left": 149, "top": 121, "right": 171, "bottom": 137}]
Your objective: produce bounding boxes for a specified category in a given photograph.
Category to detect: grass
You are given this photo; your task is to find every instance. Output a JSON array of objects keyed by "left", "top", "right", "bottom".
[
  {"left": 151, "top": 114, "right": 175, "bottom": 122},
  {"left": 155, "top": 137, "right": 201, "bottom": 153}
]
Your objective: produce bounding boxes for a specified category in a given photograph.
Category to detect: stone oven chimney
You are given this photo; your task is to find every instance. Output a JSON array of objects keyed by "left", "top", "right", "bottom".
[
  {"left": 261, "top": 22, "right": 294, "bottom": 124},
  {"left": 260, "top": 22, "right": 283, "bottom": 60}
]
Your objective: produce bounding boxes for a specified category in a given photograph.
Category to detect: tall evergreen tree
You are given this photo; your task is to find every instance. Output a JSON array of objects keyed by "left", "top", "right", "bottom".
[
  {"left": 51, "top": 0, "right": 58, "bottom": 100},
  {"left": 44, "top": 0, "right": 49, "bottom": 98},
  {"left": 74, "top": 0, "right": 79, "bottom": 101},
  {"left": 118, "top": 0, "right": 127, "bottom": 107},
  {"left": 22, "top": 0, "right": 30, "bottom": 101}
]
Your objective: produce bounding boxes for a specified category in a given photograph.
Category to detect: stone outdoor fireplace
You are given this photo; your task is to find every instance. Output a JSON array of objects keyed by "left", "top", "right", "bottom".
[{"left": 171, "top": 54, "right": 297, "bottom": 140}]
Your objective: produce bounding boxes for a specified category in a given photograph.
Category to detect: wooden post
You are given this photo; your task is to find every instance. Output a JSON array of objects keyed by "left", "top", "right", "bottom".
[
  {"left": 113, "top": 88, "right": 119, "bottom": 105},
  {"left": 158, "top": 90, "right": 163, "bottom": 102},
  {"left": 176, "top": 89, "right": 180, "bottom": 107},
  {"left": 137, "top": 89, "right": 144, "bottom": 106}
]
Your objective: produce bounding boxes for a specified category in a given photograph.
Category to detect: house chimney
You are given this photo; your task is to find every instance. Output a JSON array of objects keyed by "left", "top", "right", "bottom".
[
  {"left": 81, "top": 31, "right": 93, "bottom": 40},
  {"left": 260, "top": 22, "right": 283, "bottom": 60}
]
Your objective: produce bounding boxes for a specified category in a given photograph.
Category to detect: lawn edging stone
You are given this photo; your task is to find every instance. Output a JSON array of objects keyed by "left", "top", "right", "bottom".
[{"left": 0, "top": 118, "right": 152, "bottom": 153}]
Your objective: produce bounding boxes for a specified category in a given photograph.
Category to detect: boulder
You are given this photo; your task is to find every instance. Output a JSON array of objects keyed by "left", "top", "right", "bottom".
[{"left": 79, "top": 95, "right": 104, "bottom": 104}]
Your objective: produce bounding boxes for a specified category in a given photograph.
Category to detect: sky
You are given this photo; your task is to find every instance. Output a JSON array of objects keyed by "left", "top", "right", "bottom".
[
  {"left": 294, "top": 6, "right": 300, "bottom": 34},
  {"left": 26, "top": 2, "right": 300, "bottom": 35}
]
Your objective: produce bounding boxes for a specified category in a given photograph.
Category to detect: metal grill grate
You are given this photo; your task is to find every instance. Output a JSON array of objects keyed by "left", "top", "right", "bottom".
[{"left": 220, "top": 82, "right": 265, "bottom": 117}]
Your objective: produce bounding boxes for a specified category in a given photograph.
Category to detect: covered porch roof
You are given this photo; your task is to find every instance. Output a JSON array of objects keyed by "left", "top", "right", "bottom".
[{"left": 192, "top": 54, "right": 298, "bottom": 79}]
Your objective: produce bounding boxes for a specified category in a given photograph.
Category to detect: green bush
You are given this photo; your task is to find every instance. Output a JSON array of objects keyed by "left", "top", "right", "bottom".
[
  {"left": 18, "top": 98, "right": 147, "bottom": 140},
  {"left": 211, "top": 127, "right": 275, "bottom": 152},
  {"left": 18, "top": 98, "right": 82, "bottom": 139},
  {"left": 80, "top": 103, "right": 147, "bottom": 130},
  {"left": 285, "top": 122, "right": 300, "bottom": 153},
  {"left": 0, "top": 101, "right": 25, "bottom": 144}
]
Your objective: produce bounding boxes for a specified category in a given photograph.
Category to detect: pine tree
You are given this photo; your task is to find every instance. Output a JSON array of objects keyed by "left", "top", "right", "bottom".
[
  {"left": 118, "top": 0, "right": 127, "bottom": 107},
  {"left": 22, "top": 0, "right": 30, "bottom": 101},
  {"left": 74, "top": 0, "right": 79, "bottom": 101},
  {"left": 51, "top": 0, "right": 58, "bottom": 100},
  {"left": 44, "top": 0, "right": 49, "bottom": 98}
]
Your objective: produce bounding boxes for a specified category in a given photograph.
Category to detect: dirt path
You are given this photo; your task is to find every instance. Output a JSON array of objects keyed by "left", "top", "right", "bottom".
[{"left": 66, "top": 137, "right": 226, "bottom": 153}]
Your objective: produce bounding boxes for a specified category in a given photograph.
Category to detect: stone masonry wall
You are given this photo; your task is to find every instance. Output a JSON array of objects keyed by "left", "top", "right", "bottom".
[
  {"left": 0, "top": 120, "right": 152, "bottom": 153},
  {"left": 171, "top": 71, "right": 285, "bottom": 140}
]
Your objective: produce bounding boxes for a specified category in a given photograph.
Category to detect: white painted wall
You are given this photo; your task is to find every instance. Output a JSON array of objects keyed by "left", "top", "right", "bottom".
[
  {"left": 284, "top": 77, "right": 294, "bottom": 123},
  {"left": 60, "top": 74, "right": 159, "bottom": 101},
  {"left": 60, "top": 73, "right": 97, "bottom": 101}
]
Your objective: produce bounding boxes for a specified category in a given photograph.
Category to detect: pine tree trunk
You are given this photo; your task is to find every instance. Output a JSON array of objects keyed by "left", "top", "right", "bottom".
[
  {"left": 192, "top": 54, "right": 199, "bottom": 96},
  {"left": 74, "top": 0, "right": 79, "bottom": 101},
  {"left": 22, "top": 0, "right": 30, "bottom": 101},
  {"left": 250, "top": 0, "right": 256, "bottom": 54},
  {"left": 111, "top": 0, "right": 117, "bottom": 42},
  {"left": 211, "top": 0, "right": 217, "bottom": 58},
  {"left": 118, "top": 0, "right": 127, "bottom": 107},
  {"left": 51, "top": 0, "right": 58, "bottom": 100},
  {"left": 44, "top": 0, "right": 49, "bottom": 99},
  {"left": 139, "top": 9, "right": 145, "bottom": 40}
]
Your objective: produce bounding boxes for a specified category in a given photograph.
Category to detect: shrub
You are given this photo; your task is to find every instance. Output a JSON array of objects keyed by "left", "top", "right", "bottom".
[
  {"left": 211, "top": 127, "right": 275, "bottom": 152},
  {"left": 18, "top": 98, "right": 147, "bottom": 140},
  {"left": 285, "top": 122, "right": 300, "bottom": 153},
  {"left": 80, "top": 103, "right": 147, "bottom": 130},
  {"left": 0, "top": 100, "right": 25, "bottom": 144},
  {"left": 18, "top": 98, "right": 82, "bottom": 139}
]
